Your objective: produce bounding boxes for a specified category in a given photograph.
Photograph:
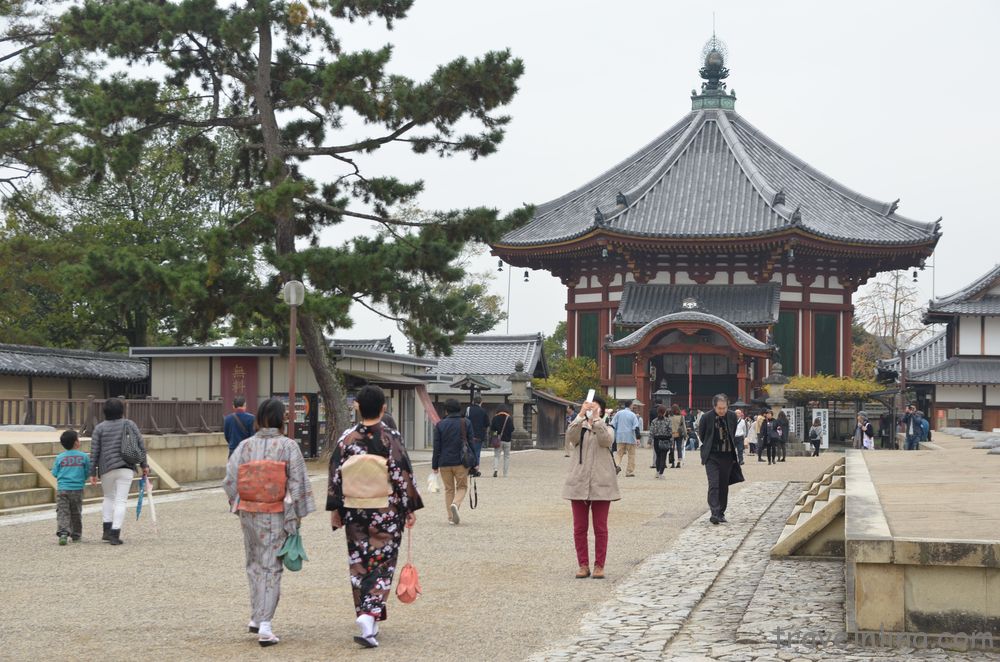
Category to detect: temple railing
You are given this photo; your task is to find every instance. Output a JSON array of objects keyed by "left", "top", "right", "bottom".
[{"left": 0, "top": 397, "right": 224, "bottom": 435}]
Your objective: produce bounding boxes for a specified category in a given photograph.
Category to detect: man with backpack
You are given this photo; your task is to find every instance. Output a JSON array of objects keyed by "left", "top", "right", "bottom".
[
  {"left": 223, "top": 396, "right": 256, "bottom": 457},
  {"left": 668, "top": 404, "right": 687, "bottom": 468},
  {"left": 466, "top": 395, "right": 491, "bottom": 467}
]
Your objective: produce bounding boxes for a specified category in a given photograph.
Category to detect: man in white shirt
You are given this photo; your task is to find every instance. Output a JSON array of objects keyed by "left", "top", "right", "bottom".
[
  {"left": 734, "top": 409, "right": 749, "bottom": 466},
  {"left": 611, "top": 401, "right": 643, "bottom": 477}
]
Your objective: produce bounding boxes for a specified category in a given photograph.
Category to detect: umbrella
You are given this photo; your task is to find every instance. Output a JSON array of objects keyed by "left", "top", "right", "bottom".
[{"left": 135, "top": 475, "right": 146, "bottom": 520}]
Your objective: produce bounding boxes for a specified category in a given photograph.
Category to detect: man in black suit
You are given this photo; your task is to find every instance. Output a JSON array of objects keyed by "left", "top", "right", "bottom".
[{"left": 698, "top": 393, "right": 744, "bottom": 525}]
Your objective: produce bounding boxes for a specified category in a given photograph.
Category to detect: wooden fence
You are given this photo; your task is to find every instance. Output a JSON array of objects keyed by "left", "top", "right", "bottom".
[{"left": 0, "top": 397, "right": 224, "bottom": 435}]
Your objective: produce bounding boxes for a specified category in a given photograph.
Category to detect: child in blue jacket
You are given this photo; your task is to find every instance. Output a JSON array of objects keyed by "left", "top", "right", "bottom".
[{"left": 52, "top": 430, "right": 90, "bottom": 544}]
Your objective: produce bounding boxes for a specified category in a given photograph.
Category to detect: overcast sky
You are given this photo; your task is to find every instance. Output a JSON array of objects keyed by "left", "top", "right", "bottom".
[{"left": 312, "top": 0, "right": 999, "bottom": 354}]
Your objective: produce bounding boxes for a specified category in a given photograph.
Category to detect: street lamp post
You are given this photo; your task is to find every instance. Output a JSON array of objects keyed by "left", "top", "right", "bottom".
[{"left": 282, "top": 280, "right": 305, "bottom": 439}]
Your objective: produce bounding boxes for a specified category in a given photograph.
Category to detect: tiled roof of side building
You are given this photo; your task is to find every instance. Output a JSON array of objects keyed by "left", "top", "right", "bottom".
[
  {"left": 428, "top": 333, "right": 547, "bottom": 379},
  {"left": 617, "top": 283, "right": 780, "bottom": 328},
  {"left": 926, "top": 264, "right": 1000, "bottom": 317},
  {"left": 0, "top": 344, "right": 148, "bottom": 381},
  {"left": 906, "top": 357, "right": 1000, "bottom": 386},
  {"left": 498, "top": 109, "right": 939, "bottom": 248},
  {"left": 331, "top": 337, "right": 395, "bottom": 353},
  {"left": 878, "top": 331, "right": 948, "bottom": 374}
]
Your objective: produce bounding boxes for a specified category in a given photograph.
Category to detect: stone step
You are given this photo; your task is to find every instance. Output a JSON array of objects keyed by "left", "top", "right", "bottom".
[
  {"left": 34, "top": 455, "right": 58, "bottom": 470},
  {"left": 0, "top": 457, "right": 23, "bottom": 474},
  {"left": 0, "top": 472, "right": 37, "bottom": 491},
  {"left": 0, "top": 487, "right": 54, "bottom": 510}
]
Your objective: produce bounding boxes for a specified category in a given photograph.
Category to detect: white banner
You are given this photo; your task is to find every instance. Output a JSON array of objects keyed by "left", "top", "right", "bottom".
[{"left": 810, "top": 408, "right": 830, "bottom": 449}]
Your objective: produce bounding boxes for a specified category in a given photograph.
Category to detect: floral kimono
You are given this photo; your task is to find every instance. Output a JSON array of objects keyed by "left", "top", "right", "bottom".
[{"left": 327, "top": 422, "right": 424, "bottom": 621}]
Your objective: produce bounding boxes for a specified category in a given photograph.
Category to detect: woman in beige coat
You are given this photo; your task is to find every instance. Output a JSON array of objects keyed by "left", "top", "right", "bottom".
[{"left": 563, "top": 395, "right": 621, "bottom": 579}]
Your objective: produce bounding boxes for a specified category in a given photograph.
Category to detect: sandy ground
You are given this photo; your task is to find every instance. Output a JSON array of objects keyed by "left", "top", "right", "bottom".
[{"left": 0, "top": 447, "right": 836, "bottom": 661}]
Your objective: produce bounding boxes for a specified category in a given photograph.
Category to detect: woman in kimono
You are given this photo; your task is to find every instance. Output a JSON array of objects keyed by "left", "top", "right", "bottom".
[
  {"left": 327, "top": 385, "right": 423, "bottom": 648},
  {"left": 223, "top": 398, "right": 315, "bottom": 648}
]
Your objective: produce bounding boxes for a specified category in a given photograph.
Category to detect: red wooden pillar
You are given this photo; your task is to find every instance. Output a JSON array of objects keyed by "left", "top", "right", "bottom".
[
  {"left": 634, "top": 352, "right": 650, "bottom": 406},
  {"left": 737, "top": 354, "right": 749, "bottom": 404},
  {"left": 566, "top": 291, "right": 576, "bottom": 358}
]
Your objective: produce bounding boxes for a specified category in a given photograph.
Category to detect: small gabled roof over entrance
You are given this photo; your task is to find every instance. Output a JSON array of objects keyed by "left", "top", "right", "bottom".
[
  {"left": 925, "top": 263, "right": 1000, "bottom": 320},
  {"left": 617, "top": 283, "right": 780, "bottom": 328},
  {"left": 607, "top": 311, "right": 771, "bottom": 354}
]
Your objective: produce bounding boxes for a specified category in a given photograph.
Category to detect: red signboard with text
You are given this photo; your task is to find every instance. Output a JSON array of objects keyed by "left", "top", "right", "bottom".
[{"left": 220, "top": 357, "right": 259, "bottom": 411}]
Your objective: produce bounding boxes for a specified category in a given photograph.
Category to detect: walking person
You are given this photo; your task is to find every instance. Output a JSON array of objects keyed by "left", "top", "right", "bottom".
[
  {"left": 698, "top": 394, "right": 744, "bottom": 525},
  {"left": 52, "top": 430, "right": 89, "bottom": 545},
  {"left": 734, "top": 409, "right": 748, "bottom": 466},
  {"left": 564, "top": 395, "right": 620, "bottom": 579},
  {"left": 649, "top": 405, "right": 672, "bottom": 478},
  {"left": 432, "top": 399, "right": 474, "bottom": 524},
  {"left": 224, "top": 396, "right": 256, "bottom": 457},
  {"left": 668, "top": 404, "right": 687, "bottom": 468},
  {"left": 223, "top": 397, "right": 315, "bottom": 647},
  {"left": 776, "top": 410, "right": 789, "bottom": 462},
  {"left": 466, "top": 395, "right": 491, "bottom": 467},
  {"left": 755, "top": 411, "right": 767, "bottom": 462},
  {"left": 88, "top": 397, "right": 148, "bottom": 546},
  {"left": 327, "top": 385, "right": 423, "bottom": 649},
  {"left": 903, "top": 405, "right": 919, "bottom": 450},
  {"left": 856, "top": 413, "right": 875, "bottom": 450},
  {"left": 763, "top": 410, "right": 779, "bottom": 465},
  {"left": 809, "top": 418, "right": 823, "bottom": 456},
  {"left": 490, "top": 405, "right": 514, "bottom": 477},
  {"left": 745, "top": 409, "right": 759, "bottom": 458},
  {"left": 611, "top": 400, "right": 643, "bottom": 477}
]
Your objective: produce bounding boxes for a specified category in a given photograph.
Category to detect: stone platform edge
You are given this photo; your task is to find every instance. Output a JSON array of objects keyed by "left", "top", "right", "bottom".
[{"left": 845, "top": 449, "right": 1000, "bottom": 635}]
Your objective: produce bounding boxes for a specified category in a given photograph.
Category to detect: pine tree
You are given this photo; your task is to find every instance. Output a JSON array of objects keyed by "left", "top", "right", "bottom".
[{"left": 38, "top": 0, "right": 527, "bottom": 440}]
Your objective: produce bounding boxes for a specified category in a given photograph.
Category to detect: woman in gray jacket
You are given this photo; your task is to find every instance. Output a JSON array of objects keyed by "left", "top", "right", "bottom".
[
  {"left": 89, "top": 398, "right": 147, "bottom": 545},
  {"left": 563, "top": 395, "right": 620, "bottom": 579}
]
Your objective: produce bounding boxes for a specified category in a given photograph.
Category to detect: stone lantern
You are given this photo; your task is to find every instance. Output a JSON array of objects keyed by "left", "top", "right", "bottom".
[{"left": 508, "top": 360, "right": 534, "bottom": 450}]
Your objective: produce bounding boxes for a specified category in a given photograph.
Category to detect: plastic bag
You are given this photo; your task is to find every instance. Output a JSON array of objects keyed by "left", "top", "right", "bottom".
[{"left": 426, "top": 472, "right": 442, "bottom": 493}]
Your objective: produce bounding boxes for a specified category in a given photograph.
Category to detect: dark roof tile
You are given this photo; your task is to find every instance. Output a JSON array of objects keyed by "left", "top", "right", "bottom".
[
  {"left": 617, "top": 283, "right": 780, "bottom": 328},
  {"left": 0, "top": 344, "right": 147, "bottom": 381}
]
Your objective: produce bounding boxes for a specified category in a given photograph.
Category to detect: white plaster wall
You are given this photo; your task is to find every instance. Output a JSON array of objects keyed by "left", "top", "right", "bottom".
[
  {"left": 986, "top": 386, "right": 1000, "bottom": 407},
  {"left": 707, "top": 273, "right": 728, "bottom": 285},
  {"left": 611, "top": 273, "right": 622, "bottom": 286},
  {"left": 936, "top": 385, "right": 982, "bottom": 403},
  {"left": 609, "top": 291, "right": 622, "bottom": 302},
  {"left": 732, "top": 272, "right": 754, "bottom": 285},
  {"left": 575, "top": 292, "right": 604, "bottom": 304},
  {"left": 958, "top": 316, "right": 982, "bottom": 355},
  {"left": 780, "top": 291, "right": 803, "bottom": 302},
  {"left": 650, "top": 271, "right": 671, "bottom": 285},
  {"left": 675, "top": 272, "right": 694, "bottom": 285},
  {"left": 811, "top": 293, "right": 843, "bottom": 304},
  {"left": 985, "top": 318, "right": 1000, "bottom": 355}
]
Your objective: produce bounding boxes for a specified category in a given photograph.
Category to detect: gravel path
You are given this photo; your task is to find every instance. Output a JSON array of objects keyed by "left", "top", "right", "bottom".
[{"left": 0, "top": 448, "right": 837, "bottom": 661}]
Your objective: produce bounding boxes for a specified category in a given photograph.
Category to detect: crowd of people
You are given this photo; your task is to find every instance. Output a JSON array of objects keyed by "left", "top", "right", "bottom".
[{"left": 48, "top": 385, "right": 935, "bottom": 652}]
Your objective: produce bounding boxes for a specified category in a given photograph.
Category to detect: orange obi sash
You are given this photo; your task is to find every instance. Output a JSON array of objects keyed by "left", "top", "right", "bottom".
[{"left": 237, "top": 460, "right": 287, "bottom": 513}]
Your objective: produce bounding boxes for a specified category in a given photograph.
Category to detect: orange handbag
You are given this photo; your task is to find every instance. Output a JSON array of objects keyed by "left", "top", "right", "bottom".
[
  {"left": 396, "top": 529, "right": 421, "bottom": 604},
  {"left": 237, "top": 460, "right": 287, "bottom": 513}
]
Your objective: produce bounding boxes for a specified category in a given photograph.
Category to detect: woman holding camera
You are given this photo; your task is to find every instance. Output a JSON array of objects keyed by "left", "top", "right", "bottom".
[{"left": 563, "top": 395, "right": 620, "bottom": 579}]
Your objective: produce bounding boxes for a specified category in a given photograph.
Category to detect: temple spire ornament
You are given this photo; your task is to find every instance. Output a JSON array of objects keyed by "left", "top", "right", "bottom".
[{"left": 691, "top": 34, "right": 736, "bottom": 111}]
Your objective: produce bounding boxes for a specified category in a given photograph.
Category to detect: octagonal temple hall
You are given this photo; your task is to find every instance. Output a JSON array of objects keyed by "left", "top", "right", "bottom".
[{"left": 492, "top": 42, "right": 941, "bottom": 409}]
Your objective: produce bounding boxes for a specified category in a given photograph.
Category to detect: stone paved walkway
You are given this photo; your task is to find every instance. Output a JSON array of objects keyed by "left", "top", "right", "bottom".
[{"left": 530, "top": 480, "right": 1000, "bottom": 662}]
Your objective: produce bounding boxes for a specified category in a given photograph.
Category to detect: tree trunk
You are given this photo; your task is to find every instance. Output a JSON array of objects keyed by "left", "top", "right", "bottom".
[
  {"left": 298, "top": 312, "right": 352, "bottom": 450},
  {"left": 254, "top": 14, "right": 349, "bottom": 452}
]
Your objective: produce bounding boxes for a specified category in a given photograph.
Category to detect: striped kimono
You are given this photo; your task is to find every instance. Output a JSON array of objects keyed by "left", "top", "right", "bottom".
[
  {"left": 224, "top": 428, "right": 316, "bottom": 624},
  {"left": 327, "top": 422, "right": 424, "bottom": 621}
]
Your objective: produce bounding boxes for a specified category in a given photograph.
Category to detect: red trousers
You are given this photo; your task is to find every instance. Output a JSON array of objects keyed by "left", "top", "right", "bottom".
[{"left": 571, "top": 499, "right": 610, "bottom": 567}]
